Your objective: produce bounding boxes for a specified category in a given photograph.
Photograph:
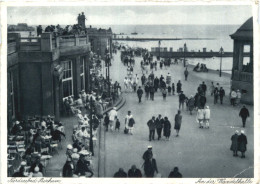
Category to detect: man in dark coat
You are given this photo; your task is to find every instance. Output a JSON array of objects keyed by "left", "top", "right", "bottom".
[
  {"left": 177, "top": 80, "right": 182, "bottom": 94},
  {"left": 155, "top": 114, "right": 164, "bottom": 140},
  {"left": 199, "top": 94, "right": 207, "bottom": 109},
  {"left": 219, "top": 87, "right": 225, "bottom": 104},
  {"left": 144, "top": 153, "right": 158, "bottom": 177},
  {"left": 141, "top": 74, "right": 146, "bottom": 86},
  {"left": 238, "top": 130, "right": 247, "bottom": 158},
  {"left": 201, "top": 81, "right": 207, "bottom": 95},
  {"left": 230, "top": 130, "right": 239, "bottom": 157},
  {"left": 184, "top": 68, "right": 189, "bottom": 81},
  {"left": 168, "top": 167, "right": 182, "bottom": 178},
  {"left": 174, "top": 110, "right": 182, "bottom": 137},
  {"left": 154, "top": 77, "right": 159, "bottom": 92},
  {"left": 143, "top": 146, "right": 153, "bottom": 161},
  {"left": 137, "top": 86, "right": 144, "bottom": 103},
  {"left": 147, "top": 117, "right": 156, "bottom": 141},
  {"left": 179, "top": 91, "right": 186, "bottom": 110},
  {"left": 104, "top": 113, "right": 109, "bottom": 131},
  {"left": 159, "top": 75, "right": 164, "bottom": 87},
  {"left": 149, "top": 85, "right": 155, "bottom": 101},
  {"left": 144, "top": 84, "right": 150, "bottom": 100},
  {"left": 75, "top": 154, "right": 93, "bottom": 177},
  {"left": 239, "top": 106, "right": 250, "bottom": 127},
  {"left": 128, "top": 165, "right": 142, "bottom": 177},
  {"left": 113, "top": 168, "right": 127, "bottom": 177}
]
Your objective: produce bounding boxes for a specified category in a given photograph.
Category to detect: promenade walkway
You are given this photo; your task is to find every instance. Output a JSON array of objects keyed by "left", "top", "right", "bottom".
[{"left": 104, "top": 51, "right": 254, "bottom": 178}]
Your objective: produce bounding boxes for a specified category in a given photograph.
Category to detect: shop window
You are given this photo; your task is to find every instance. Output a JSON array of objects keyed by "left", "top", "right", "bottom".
[{"left": 62, "top": 61, "right": 73, "bottom": 99}]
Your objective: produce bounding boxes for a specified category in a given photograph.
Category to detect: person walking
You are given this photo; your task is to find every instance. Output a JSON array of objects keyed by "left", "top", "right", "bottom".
[
  {"left": 199, "top": 94, "right": 207, "bottom": 109},
  {"left": 167, "top": 85, "right": 172, "bottom": 96},
  {"left": 141, "top": 74, "right": 146, "bottom": 86},
  {"left": 219, "top": 87, "right": 225, "bottom": 104},
  {"left": 115, "top": 117, "right": 121, "bottom": 132},
  {"left": 239, "top": 106, "right": 250, "bottom": 127},
  {"left": 143, "top": 153, "right": 158, "bottom": 178},
  {"left": 166, "top": 73, "right": 172, "bottom": 86},
  {"left": 177, "top": 80, "right": 182, "bottom": 94},
  {"left": 62, "top": 157, "right": 74, "bottom": 177},
  {"left": 154, "top": 77, "right": 159, "bottom": 92},
  {"left": 238, "top": 130, "right": 247, "bottom": 158},
  {"left": 204, "top": 106, "right": 210, "bottom": 128},
  {"left": 104, "top": 113, "right": 109, "bottom": 132},
  {"left": 201, "top": 82, "right": 207, "bottom": 95},
  {"left": 142, "top": 146, "right": 153, "bottom": 161},
  {"left": 168, "top": 167, "right": 182, "bottom": 178},
  {"left": 145, "top": 83, "right": 150, "bottom": 100},
  {"left": 196, "top": 109, "right": 204, "bottom": 128},
  {"left": 210, "top": 82, "right": 215, "bottom": 96},
  {"left": 230, "top": 130, "right": 239, "bottom": 157},
  {"left": 184, "top": 68, "right": 189, "bottom": 81},
  {"left": 128, "top": 165, "right": 142, "bottom": 177},
  {"left": 155, "top": 114, "right": 164, "bottom": 140},
  {"left": 137, "top": 86, "right": 144, "bottom": 103},
  {"left": 147, "top": 117, "right": 156, "bottom": 141},
  {"left": 109, "top": 107, "right": 118, "bottom": 131},
  {"left": 163, "top": 117, "right": 171, "bottom": 140},
  {"left": 125, "top": 111, "right": 134, "bottom": 135},
  {"left": 213, "top": 87, "right": 219, "bottom": 104},
  {"left": 230, "top": 89, "right": 237, "bottom": 106},
  {"left": 174, "top": 110, "right": 182, "bottom": 137},
  {"left": 179, "top": 91, "right": 186, "bottom": 110},
  {"left": 149, "top": 85, "right": 155, "bottom": 101},
  {"left": 187, "top": 95, "right": 195, "bottom": 115},
  {"left": 172, "top": 83, "right": 175, "bottom": 95},
  {"left": 162, "top": 88, "right": 167, "bottom": 100}
]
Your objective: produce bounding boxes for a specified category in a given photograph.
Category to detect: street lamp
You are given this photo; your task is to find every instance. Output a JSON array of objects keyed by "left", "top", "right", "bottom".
[
  {"left": 183, "top": 43, "right": 187, "bottom": 67},
  {"left": 219, "top": 47, "right": 224, "bottom": 77}
]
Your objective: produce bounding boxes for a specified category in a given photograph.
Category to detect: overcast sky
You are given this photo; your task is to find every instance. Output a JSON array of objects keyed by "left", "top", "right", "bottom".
[{"left": 7, "top": 5, "right": 252, "bottom": 25}]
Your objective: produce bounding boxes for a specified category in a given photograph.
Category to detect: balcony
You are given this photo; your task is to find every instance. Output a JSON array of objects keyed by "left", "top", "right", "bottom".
[
  {"left": 233, "top": 70, "right": 253, "bottom": 83},
  {"left": 7, "top": 33, "right": 90, "bottom": 54}
]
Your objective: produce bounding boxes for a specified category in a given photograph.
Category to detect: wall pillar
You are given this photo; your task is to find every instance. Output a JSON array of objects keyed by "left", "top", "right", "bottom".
[{"left": 41, "top": 33, "right": 52, "bottom": 51}]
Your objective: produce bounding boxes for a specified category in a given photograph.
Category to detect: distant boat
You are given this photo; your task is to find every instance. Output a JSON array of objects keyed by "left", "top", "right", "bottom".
[{"left": 131, "top": 32, "right": 138, "bottom": 35}]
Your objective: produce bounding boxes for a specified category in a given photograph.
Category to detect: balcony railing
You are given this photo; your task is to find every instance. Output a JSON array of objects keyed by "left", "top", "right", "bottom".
[
  {"left": 20, "top": 37, "right": 41, "bottom": 51},
  {"left": 233, "top": 70, "right": 253, "bottom": 83}
]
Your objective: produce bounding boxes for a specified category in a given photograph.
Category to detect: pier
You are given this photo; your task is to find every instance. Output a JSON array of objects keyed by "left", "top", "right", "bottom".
[{"left": 113, "top": 37, "right": 216, "bottom": 41}]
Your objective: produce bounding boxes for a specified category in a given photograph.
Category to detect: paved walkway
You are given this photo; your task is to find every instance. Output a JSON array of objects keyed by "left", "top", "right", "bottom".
[{"left": 104, "top": 51, "right": 254, "bottom": 178}]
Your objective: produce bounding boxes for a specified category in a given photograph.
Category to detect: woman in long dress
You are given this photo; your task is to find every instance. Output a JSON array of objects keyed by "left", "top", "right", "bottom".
[
  {"left": 174, "top": 110, "right": 182, "bottom": 137},
  {"left": 163, "top": 117, "right": 171, "bottom": 140}
]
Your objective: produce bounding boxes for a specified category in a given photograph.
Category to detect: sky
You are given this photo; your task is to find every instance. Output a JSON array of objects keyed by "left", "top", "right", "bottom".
[{"left": 7, "top": 5, "right": 252, "bottom": 25}]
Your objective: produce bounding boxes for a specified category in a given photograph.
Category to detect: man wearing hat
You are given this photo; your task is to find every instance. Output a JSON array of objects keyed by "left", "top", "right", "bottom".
[
  {"left": 147, "top": 117, "right": 156, "bottom": 141},
  {"left": 143, "top": 146, "right": 153, "bottom": 161},
  {"left": 32, "top": 166, "right": 43, "bottom": 177},
  {"left": 137, "top": 86, "right": 144, "bottom": 103},
  {"left": 109, "top": 107, "right": 118, "bottom": 131},
  {"left": 128, "top": 165, "right": 142, "bottom": 177},
  {"left": 75, "top": 154, "right": 93, "bottom": 177},
  {"left": 238, "top": 130, "right": 247, "bottom": 158},
  {"left": 230, "top": 130, "right": 239, "bottom": 157},
  {"left": 239, "top": 106, "right": 250, "bottom": 128}
]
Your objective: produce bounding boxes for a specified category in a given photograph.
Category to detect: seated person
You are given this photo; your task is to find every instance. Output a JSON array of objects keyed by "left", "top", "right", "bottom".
[
  {"left": 11, "top": 121, "right": 22, "bottom": 135},
  {"left": 75, "top": 154, "right": 93, "bottom": 177},
  {"left": 12, "top": 165, "right": 26, "bottom": 177},
  {"left": 32, "top": 166, "right": 43, "bottom": 177},
  {"left": 29, "top": 156, "right": 45, "bottom": 175}
]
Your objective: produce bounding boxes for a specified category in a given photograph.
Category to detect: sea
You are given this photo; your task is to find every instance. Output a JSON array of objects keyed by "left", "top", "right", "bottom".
[{"left": 10, "top": 24, "right": 244, "bottom": 73}]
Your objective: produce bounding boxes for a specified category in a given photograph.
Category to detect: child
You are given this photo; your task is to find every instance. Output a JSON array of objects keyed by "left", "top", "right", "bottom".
[{"left": 115, "top": 117, "right": 120, "bottom": 132}]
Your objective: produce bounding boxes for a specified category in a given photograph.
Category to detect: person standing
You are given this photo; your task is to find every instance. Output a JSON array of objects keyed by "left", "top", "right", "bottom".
[
  {"left": 184, "top": 68, "right": 189, "bottom": 81},
  {"left": 174, "top": 110, "right": 182, "bottom": 137},
  {"left": 201, "top": 82, "right": 207, "bottom": 95},
  {"left": 147, "top": 117, "right": 156, "bottom": 141},
  {"left": 143, "top": 154, "right": 158, "bottom": 178},
  {"left": 128, "top": 165, "right": 142, "bottom": 177},
  {"left": 137, "top": 86, "right": 144, "bottom": 103},
  {"left": 239, "top": 106, "right": 250, "bottom": 127},
  {"left": 62, "top": 158, "right": 74, "bottom": 177},
  {"left": 219, "top": 87, "right": 225, "bottom": 104},
  {"left": 124, "top": 77, "right": 128, "bottom": 92},
  {"left": 179, "top": 91, "right": 186, "bottom": 110},
  {"left": 166, "top": 73, "right": 172, "bottom": 86},
  {"left": 145, "top": 83, "right": 150, "bottom": 100},
  {"left": 109, "top": 107, "right": 118, "bottom": 131},
  {"left": 238, "top": 130, "right": 247, "bottom": 158},
  {"left": 154, "top": 77, "right": 159, "bottom": 92},
  {"left": 159, "top": 75, "right": 164, "bottom": 89},
  {"left": 230, "top": 130, "right": 239, "bottom": 157},
  {"left": 162, "top": 88, "right": 167, "bottom": 100},
  {"left": 199, "top": 94, "right": 207, "bottom": 109},
  {"left": 104, "top": 113, "right": 110, "bottom": 132},
  {"left": 177, "top": 80, "right": 182, "bottom": 94},
  {"left": 163, "top": 117, "right": 171, "bottom": 140},
  {"left": 155, "top": 114, "right": 164, "bottom": 140},
  {"left": 125, "top": 111, "right": 134, "bottom": 135},
  {"left": 168, "top": 167, "right": 182, "bottom": 178},
  {"left": 204, "top": 106, "right": 210, "bottom": 128}
]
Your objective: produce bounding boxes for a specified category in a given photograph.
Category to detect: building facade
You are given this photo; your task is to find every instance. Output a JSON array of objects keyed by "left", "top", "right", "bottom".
[
  {"left": 7, "top": 30, "right": 113, "bottom": 126},
  {"left": 230, "top": 17, "right": 253, "bottom": 104}
]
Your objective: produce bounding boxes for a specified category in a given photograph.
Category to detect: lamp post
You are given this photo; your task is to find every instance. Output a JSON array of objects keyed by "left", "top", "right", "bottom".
[
  {"left": 219, "top": 47, "right": 224, "bottom": 77},
  {"left": 183, "top": 43, "right": 186, "bottom": 67}
]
